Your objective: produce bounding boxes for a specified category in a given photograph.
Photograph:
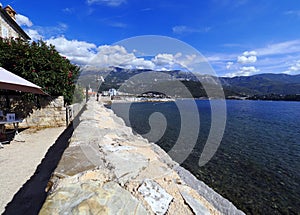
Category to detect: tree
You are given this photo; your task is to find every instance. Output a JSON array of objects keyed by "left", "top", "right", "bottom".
[{"left": 0, "top": 37, "right": 80, "bottom": 104}]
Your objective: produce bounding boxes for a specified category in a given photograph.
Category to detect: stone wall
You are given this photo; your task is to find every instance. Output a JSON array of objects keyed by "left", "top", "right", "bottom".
[
  {"left": 40, "top": 98, "right": 245, "bottom": 215},
  {"left": 19, "top": 96, "right": 66, "bottom": 128}
]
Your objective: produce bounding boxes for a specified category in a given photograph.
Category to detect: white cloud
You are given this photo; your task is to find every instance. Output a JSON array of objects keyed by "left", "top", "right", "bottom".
[
  {"left": 90, "top": 45, "right": 155, "bottom": 69},
  {"left": 289, "top": 61, "right": 300, "bottom": 71},
  {"left": 237, "top": 55, "right": 257, "bottom": 64},
  {"left": 88, "top": 47, "right": 209, "bottom": 71},
  {"left": 26, "top": 29, "right": 43, "bottom": 40},
  {"left": 240, "top": 66, "right": 259, "bottom": 74},
  {"left": 285, "top": 10, "right": 300, "bottom": 17},
  {"left": 151, "top": 53, "right": 205, "bottom": 71},
  {"left": 222, "top": 43, "right": 242, "bottom": 48},
  {"left": 178, "top": 54, "right": 198, "bottom": 68},
  {"left": 128, "top": 58, "right": 155, "bottom": 70},
  {"left": 108, "top": 21, "right": 127, "bottom": 28},
  {"left": 256, "top": 40, "right": 300, "bottom": 56},
  {"left": 94, "top": 45, "right": 134, "bottom": 66},
  {"left": 14, "top": 12, "right": 68, "bottom": 41},
  {"left": 24, "top": 23, "right": 68, "bottom": 40},
  {"left": 152, "top": 54, "right": 176, "bottom": 66},
  {"left": 87, "top": 0, "right": 126, "bottom": 6},
  {"left": 225, "top": 66, "right": 260, "bottom": 77},
  {"left": 46, "top": 36, "right": 97, "bottom": 65},
  {"left": 9, "top": 8, "right": 212, "bottom": 73},
  {"left": 15, "top": 14, "right": 33, "bottom": 27},
  {"left": 31, "top": 34, "right": 206, "bottom": 71},
  {"left": 243, "top": 51, "right": 257, "bottom": 56},
  {"left": 237, "top": 50, "right": 257, "bottom": 64},
  {"left": 172, "top": 26, "right": 190, "bottom": 34},
  {"left": 206, "top": 53, "right": 236, "bottom": 63},
  {"left": 284, "top": 60, "right": 300, "bottom": 74},
  {"left": 226, "top": 62, "right": 234, "bottom": 69},
  {"left": 196, "top": 40, "right": 300, "bottom": 76},
  {"left": 62, "top": 8, "right": 75, "bottom": 14},
  {"left": 172, "top": 25, "right": 211, "bottom": 34}
]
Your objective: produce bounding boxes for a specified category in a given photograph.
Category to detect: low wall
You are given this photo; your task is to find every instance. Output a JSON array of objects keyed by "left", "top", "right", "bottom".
[
  {"left": 40, "top": 98, "right": 244, "bottom": 215},
  {"left": 18, "top": 97, "right": 86, "bottom": 128},
  {"left": 19, "top": 96, "right": 66, "bottom": 128}
]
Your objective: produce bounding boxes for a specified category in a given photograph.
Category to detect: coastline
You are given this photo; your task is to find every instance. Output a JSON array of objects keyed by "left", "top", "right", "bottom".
[
  {"left": 102, "top": 95, "right": 300, "bottom": 104},
  {"left": 40, "top": 98, "right": 244, "bottom": 214}
]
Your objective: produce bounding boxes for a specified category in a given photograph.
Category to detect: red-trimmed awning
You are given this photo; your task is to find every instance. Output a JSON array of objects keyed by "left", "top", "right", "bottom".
[{"left": 0, "top": 67, "right": 46, "bottom": 95}]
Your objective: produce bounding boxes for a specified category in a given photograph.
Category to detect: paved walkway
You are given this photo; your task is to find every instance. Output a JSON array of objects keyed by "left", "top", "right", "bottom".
[
  {"left": 40, "top": 99, "right": 244, "bottom": 215},
  {"left": 0, "top": 127, "right": 65, "bottom": 214}
]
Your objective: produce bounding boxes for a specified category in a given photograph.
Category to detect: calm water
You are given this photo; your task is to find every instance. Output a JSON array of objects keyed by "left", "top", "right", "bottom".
[{"left": 111, "top": 100, "right": 300, "bottom": 214}]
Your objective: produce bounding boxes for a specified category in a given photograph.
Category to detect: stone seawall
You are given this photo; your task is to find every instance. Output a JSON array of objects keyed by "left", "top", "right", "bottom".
[{"left": 40, "top": 99, "right": 244, "bottom": 215}]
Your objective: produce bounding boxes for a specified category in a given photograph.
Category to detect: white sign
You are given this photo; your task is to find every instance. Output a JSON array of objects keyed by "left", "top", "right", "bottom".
[{"left": 6, "top": 113, "right": 15, "bottom": 122}]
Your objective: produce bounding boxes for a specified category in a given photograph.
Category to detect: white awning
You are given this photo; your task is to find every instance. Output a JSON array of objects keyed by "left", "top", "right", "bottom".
[{"left": 0, "top": 67, "right": 46, "bottom": 95}]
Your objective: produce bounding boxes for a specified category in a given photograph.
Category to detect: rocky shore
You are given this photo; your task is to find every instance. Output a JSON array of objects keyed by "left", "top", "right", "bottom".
[{"left": 40, "top": 98, "right": 244, "bottom": 215}]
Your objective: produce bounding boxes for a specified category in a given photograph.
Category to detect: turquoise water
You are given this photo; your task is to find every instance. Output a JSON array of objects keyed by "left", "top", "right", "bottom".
[{"left": 111, "top": 100, "right": 300, "bottom": 214}]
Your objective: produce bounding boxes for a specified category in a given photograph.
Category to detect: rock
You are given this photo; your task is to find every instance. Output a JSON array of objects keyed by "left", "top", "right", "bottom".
[
  {"left": 71, "top": 196, "right": 109, "bottom": 214},
  {"left": 102, "top": 182, "right": 149, "bottom": 215},
  {"left": 149, "top": 143, "right": 178, "bottom": 169},
  {"left": 78, "top": 169, "right": 113, "bottom": 183},
  {"left": 54, "top": 144, "right": 105, "bottom": 176},
  {"left": 102, "top": 145, "right": 149, "bottom": 185},
  {"left": 138, "top": 179, "right": 173, "bottom": 215},
  {"left": 175, "top": 166, "right": 245, "bottom": 215},
  {"left": 179, "top": 190, "right": 210, "bottom": 215},
  {"left": 40, "top": 180, "right": 149, "bottom": 215},
  {"left": 102, "top": 144, "right": 135, "bottom": 153}
]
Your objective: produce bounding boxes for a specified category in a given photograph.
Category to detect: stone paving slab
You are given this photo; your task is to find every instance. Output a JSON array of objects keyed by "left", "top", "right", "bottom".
[{"left": 40, "top": 175, "right": 148, "bottom": 215}]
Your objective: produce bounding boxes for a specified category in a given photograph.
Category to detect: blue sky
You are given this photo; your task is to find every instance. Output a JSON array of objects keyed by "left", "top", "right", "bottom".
[{"left": 2, "top": 0, "right": 300, "bottom": 76}]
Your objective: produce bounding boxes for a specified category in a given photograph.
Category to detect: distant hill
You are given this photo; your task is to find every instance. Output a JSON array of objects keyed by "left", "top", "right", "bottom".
[
  {"left": 79, "top": 67, "right": 300, "bottom": 98},
  {"left": 220, "top": 73, "right": 300, "bottom": 95}
]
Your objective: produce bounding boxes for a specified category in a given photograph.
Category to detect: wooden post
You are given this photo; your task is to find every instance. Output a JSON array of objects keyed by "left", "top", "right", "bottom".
[{"left": 66, "top": 106, "right": 69, "bottom": 127}]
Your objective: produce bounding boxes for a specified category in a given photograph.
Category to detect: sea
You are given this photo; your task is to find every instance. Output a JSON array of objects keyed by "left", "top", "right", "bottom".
[{"left": 109, "top": 99, "right": 300, "bottom": 215}]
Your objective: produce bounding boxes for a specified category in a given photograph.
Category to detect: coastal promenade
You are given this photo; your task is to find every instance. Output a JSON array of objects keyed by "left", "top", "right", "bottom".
[
  {"left": 0, "top": 127, "right": 65, "bottom": 214},
  {"left": 40, "top": 98, "right": 244, "bottom": 215}
]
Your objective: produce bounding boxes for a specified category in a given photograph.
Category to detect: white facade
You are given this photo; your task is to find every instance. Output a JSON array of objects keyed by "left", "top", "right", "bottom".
[
  {"left": 0, "top": 5, "right": 29, "bottom": 40},
  {"left": 0, "top": 15, "right": 19, "bottom": 38},
  {"left": 109, "top": 88, "right": 117, "bottom": 96}
]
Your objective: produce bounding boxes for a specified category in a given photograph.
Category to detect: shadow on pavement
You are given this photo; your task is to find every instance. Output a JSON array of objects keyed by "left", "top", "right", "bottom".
[{"left": 3, "top": 105, "right": 85, "bottom": 215}]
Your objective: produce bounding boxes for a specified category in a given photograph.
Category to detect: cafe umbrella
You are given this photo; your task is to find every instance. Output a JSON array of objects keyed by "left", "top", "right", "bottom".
[
  {"left": 0, "top": 67, "right": 45, "bottom": 95},
  {"left": 0, "top": 66, "right": 47, "bottom": 114},
  {"left": 0, "top": 67, "right": 47, "bottom": 145}
]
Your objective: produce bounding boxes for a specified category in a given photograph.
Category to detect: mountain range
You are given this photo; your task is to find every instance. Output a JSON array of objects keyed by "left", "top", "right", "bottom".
[
  {"left": 221, "top": 73, "right": 300, "bottom": 96},
  {"left": 79, "top": 67, "right": 300, "bottom": 99}
]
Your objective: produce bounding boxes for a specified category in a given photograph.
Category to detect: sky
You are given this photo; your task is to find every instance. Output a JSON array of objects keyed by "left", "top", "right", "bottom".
[{"left": 2, "top": 0, "right": 300, "bottom": 77}]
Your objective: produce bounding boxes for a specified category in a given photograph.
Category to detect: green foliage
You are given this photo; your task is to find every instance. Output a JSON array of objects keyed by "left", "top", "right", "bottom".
[
  {"left": 72, "top": 85, "right": 85, "bottom": 103},
  {"left": 0, "top": 38, "right": 80, "bottom": 104}
]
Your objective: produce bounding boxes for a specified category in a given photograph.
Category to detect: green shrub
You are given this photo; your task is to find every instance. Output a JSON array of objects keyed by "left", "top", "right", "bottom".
[{"left": 0, "top": 38, "right": 80, "bottom": 104}]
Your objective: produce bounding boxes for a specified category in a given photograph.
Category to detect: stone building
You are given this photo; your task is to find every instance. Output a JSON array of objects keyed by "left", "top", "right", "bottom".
[{"left": 0, "top": 4, "right": 30, "bottom": 39}]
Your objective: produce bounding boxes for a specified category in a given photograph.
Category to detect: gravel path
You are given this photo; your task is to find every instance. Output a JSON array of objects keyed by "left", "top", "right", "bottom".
[{"left": 0, "top": 127, "right": 65, "bottom": 214}]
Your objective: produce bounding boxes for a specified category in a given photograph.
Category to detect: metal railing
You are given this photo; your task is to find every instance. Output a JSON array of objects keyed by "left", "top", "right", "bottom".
[{"left": 66, "top": 101, "right": 85, "bottom": 126}]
